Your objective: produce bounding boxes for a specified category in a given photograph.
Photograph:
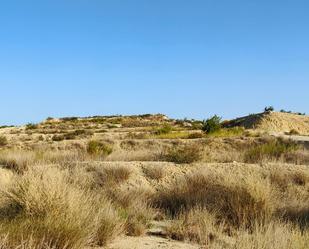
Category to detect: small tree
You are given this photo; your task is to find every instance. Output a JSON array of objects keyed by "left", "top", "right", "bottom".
[
  {"left": 202, "top": 115, "right": 222, "bottom": 134},
  {"left": 264, "top": 106, "right": 274, "bottom": 112}
]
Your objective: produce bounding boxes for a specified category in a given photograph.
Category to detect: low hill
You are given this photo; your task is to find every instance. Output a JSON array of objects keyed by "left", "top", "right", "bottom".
[{"left": 224, "top": 111, "right": 309, "bottom": 135}]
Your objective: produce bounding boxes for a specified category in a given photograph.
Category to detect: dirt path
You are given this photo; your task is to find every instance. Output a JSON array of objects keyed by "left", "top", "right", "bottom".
[
  {"left": 106, "top": 235, "right": 199, "bottom": 249},
  {"left": 105, "top": 221, "right": 199, "bottom": 249}
]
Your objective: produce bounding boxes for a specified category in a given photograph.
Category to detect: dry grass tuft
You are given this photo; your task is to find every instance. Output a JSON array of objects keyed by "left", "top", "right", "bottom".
[
  {"left": 233, "top": 222, "right": 309, "bottom": 249},
  {"left": 122, "top": 201, "right": 154, "bottom": 236},
  {"left": 162, "top": 143, "right": 203, "bottom": 164},
  {"left": 0, "top": 165, "right": 122, "bottom": 249},
  {"left": 269, "top": 168, "right": 309, "bottom": 190},
  {"left": 167, "top": 207, "right": 225, "bottom": 246},
  {"left": 0, "top": 136, "right": 8, "bottom": 147},
  {"left": 107, "top": 187, "right": 155, "bottom": 237},
  {"left": 0, "top": 150, "right": 35, "bottom": 174},
  {"left": 85, "top": 164, "right": 132, "bottom": 187},
  {"left": 153, "top": 170, "right": 274, "bottom": 229},
  {"left": 87, "top": 140, "right": 113, "bottom": 157},
  {"left": 142, "top": 164, "right": 166, "bottom": 180}
]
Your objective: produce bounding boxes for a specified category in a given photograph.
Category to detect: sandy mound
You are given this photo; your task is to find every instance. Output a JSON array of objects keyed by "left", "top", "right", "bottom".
[{"left": 224, "top": 112, "right": 309, "bottom": 135}]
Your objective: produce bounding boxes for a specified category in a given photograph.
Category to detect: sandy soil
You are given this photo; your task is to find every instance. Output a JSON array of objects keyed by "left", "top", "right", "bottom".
[
  {"left": 225, "top": 112, "right": 309, "bottom": 135},
  {"left": 106, "top": 236, "right": 199, "bottom": 249}
]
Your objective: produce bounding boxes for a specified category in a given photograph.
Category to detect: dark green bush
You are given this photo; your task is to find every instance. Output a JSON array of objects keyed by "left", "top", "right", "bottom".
[
  {"left": 202, "top": 115, "right": 221, "bottom": 134},
  {"left": 264, "top": 106, "right": 274, "bottom": 112}
]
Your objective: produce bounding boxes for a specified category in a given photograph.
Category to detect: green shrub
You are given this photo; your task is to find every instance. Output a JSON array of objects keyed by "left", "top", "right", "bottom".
[
  {"left": 87, "top": 140, "right": 113, "bottom": 157},
  {"left": 264, "top": 106, "right": 274, "bottom": 112},
  {"left": 202, "top": 115, "right": 222, "bottom": 134},
  {"left": 244, "top": 139, "right": 299, "bottom": 163},
  {"left": 155, "top": 124, "right": 172, "bottom": 135},
  {"left": 206, "top": 127, "right": 245, "bottom": 137},
  {"left": 0, "top": 136, "right": 7, "bottom": 146}
]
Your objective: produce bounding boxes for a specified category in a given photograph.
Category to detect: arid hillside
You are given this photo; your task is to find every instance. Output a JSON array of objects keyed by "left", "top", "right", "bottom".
[
  {"left": 224, "top": 111, "right": 309, "bottom": 135},
  {"left": 0, "top": 113, "right": 308, "bottom": 249}
]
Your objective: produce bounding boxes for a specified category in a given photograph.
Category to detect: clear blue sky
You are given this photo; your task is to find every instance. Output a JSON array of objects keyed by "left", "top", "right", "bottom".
[{"left": 0, "top": 0, "right": 308, "bottom": 125}]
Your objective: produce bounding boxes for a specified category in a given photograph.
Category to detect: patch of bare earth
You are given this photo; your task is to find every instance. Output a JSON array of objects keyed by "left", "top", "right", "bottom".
[{"left": 106, "top": 236, "right": 199, "bottom": 249}]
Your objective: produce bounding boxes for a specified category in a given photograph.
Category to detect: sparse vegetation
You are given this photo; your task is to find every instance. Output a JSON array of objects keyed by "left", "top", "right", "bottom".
[
  {"left": 0, "top": 113, "right": 308, "bottom": 248},
  {"left": 280, "top": 109, "right": 306, "bottom": 116},
  {"left": 153, "top": 131, "right": 193, "bottom": 139},
  {"left": 206, "top": 127, "right": 245, "bottom": 137},
  {"left": 244, "top": 138, "right": 299, "bottom": 163},
  {"left": 60, "top": 117, "right": 79, "bottom": 122}
]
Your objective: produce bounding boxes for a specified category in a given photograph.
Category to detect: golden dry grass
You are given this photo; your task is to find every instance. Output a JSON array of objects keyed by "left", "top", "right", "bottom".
[{"left": 0, "top": 165, "right": 122, "bottom": 249}]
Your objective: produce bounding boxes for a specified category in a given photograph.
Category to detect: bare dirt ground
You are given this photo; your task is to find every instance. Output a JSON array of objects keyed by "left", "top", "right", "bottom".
[
  {"left": 106, "top": 236, "right": 199, "bottom": 249},
  {"left": 106, "top": 221, "right": 200, "bottom": 249}
]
